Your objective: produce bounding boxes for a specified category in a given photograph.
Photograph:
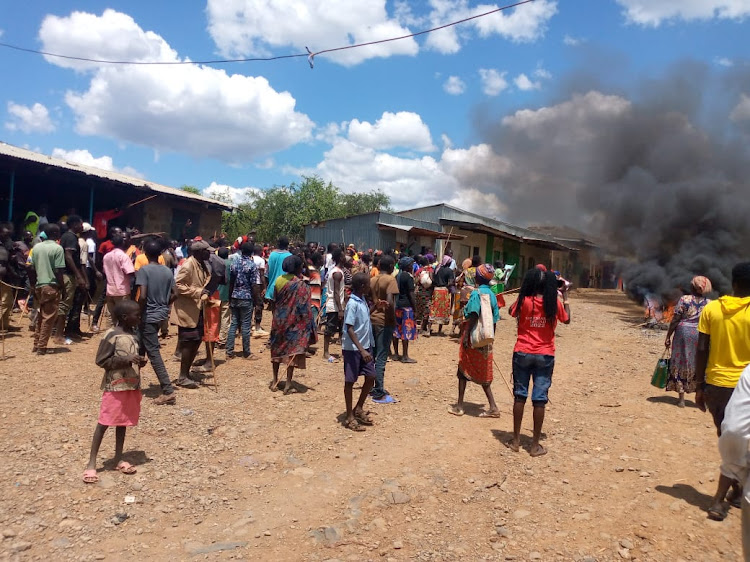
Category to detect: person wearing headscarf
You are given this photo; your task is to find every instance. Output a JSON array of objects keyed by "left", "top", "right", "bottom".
[
  {"left": 269, "top": 255, "right": 317, "bottom": 394},
  {"left": 429, "top": 255, "right": 455, "bottom": 335},
  {"left": 392, "top": 256, "right": 418, "bottom": 363},
  {"left": 453, "top": 255, "right": 481, "bottom": 335},
  {"left": 414, "top": 255, "right": 435, "bottom": 336},
  {"left": 449, "top": 263, "right": 500, "bottom": 417},
  {"left": 665, "top": 275, "right": 714, "bottom": 408}
]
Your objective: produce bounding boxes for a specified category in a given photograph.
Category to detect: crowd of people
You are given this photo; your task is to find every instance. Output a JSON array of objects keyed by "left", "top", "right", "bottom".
[
  {"left": 4, "top": 218, "right": 573, "bottom": 485},
  {"left": 5, "top": 210, "right": 750, "bottom": 551}
]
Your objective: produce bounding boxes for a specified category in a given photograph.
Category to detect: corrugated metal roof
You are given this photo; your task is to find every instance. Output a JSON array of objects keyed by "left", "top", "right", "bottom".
[
  {"left": 398, "top": 203, "right": 575, "bottom": 250},
  {"left": 0, "top": 141, "right": 234, "bottom": 211},
  {"left": 377, "top": 223, "right": 465, "bottom": 240}
]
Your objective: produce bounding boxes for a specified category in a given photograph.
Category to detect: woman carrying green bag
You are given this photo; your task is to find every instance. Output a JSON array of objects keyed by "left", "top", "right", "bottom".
[{"left": 664, "top": 276, "right": 713, "bottom": 407}]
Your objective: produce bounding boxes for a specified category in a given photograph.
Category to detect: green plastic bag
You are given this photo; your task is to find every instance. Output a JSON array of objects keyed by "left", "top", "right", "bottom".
[{"left": 651, "top": 352, "right": 670, "bottom": 389}]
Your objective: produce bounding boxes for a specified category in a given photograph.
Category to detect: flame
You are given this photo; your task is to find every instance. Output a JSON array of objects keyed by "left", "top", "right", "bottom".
[{"left": 643, "top": 293, "right": 676, "bottom": 324}]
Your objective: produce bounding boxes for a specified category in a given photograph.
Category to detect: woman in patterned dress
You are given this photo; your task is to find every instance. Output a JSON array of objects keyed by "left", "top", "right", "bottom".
[
  {"left": 449, "top": 264, "right": 500, "bottom": 417},
  {"left": 665, "top": 276, "right": 713, "bottom": 408},
  {"left": 269, "top": 256, "right": 317, "bottom": 395}
]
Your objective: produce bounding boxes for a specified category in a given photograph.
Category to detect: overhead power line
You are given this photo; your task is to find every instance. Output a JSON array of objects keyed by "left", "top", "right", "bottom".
[{"left": 0, "top": 1, "right": 535, "bottom": 68}]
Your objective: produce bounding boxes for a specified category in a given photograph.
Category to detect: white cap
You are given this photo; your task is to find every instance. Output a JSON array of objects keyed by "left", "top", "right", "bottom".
[{"left": 82, "top": 222, "right": 94, "bottom": 232}]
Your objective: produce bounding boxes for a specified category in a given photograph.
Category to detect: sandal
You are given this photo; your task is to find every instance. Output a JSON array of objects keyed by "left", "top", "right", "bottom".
[
  {"left": 727, "top": 491, "right": 742, "bottom": 509},
  {"left": 82, "top": 469, "right": 99, "bottom": 484},
  {"left": 479, "top": 410, "right": 501, "bottom": 418},
  {"left": 707, "top": 503, "right": 729, "bottom": 521},
  {"left": 354, "top": 410, "right": 374, "bottom": 425},
  {"left": 116, "top": 461, "right": 137, "bottom": 475},
  {"left": 344, "top": 419, "right": 366, "bottom": 432}
]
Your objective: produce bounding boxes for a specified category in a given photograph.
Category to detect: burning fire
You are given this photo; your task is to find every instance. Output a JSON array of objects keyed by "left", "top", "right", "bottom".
[{"left": 643, "top": 293, "right": 676, "bottom": 326}]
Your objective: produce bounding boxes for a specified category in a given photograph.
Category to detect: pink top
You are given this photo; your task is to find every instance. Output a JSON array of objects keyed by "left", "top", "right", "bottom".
[{"left": 103, "top": 248, "right": 135, "bottom": 297}]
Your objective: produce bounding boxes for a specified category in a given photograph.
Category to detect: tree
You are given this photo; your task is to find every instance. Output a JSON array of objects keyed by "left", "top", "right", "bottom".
[
  {"left": 180, "top": 185, "right": 202, "bottom": 195},
  {"left": 220, "top": 176, "right": 390, "bottom": 243}
]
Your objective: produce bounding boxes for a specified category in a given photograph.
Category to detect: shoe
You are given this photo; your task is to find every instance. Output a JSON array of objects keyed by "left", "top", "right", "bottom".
[
  {"left": 154, "top": 393, "right": 176, "bottom": 405},
  {"left": 91, "top": 324, "right": 100, "bottom": 333},
  {"left": 253, "top": 328, "right": 268, "bottom": 338}
]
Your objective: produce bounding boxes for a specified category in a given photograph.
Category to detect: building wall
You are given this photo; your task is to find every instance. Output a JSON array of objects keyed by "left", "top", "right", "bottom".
[
  {"left": 518, "top": 243, "right": 553, "bottom": 273},
  {"left": 143, "top": 197, "right": 222, "bottom": 240}
]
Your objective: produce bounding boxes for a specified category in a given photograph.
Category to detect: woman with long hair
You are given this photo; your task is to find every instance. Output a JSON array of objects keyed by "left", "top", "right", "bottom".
[
  {"left": 665, "top": 276, "right": 713, "bottom": 407},
  {"left": 507, "top": 268, "right": 570, "bottom": 457}
]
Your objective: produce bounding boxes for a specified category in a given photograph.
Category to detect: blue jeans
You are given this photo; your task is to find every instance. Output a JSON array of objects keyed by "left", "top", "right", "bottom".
[
  {"left": 371, "top": 324, "right": 395, "bottom": 397},
  {"left": 227, "top": 298, "right": 253, "bottom": 357},
  {"left": 512, "top": 352, "right": 555, "bottom": 406}
]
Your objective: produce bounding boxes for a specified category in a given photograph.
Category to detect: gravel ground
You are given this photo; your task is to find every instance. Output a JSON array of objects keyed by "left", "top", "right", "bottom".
[{"left": 0, "top": 289, "right": 742, "bottom": 561}]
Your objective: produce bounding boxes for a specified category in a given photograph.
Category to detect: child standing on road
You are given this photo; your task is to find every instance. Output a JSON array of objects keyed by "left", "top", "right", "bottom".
[
  {"left": 342, "top": 273, "right": 377, "bottom": 431},
  {"left": 83, "top": 299, "right": 147, "bottom": 483}
]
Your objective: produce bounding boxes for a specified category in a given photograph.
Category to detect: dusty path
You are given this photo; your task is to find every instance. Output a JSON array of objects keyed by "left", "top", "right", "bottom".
[{"left": 0, "top": 290, "right": 742, "bottom": 561}]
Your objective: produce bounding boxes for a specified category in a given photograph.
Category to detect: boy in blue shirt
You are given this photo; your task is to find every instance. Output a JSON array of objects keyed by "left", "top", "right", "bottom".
[{"left": 342, "top": 273, "right": 377, "bottom": 431}]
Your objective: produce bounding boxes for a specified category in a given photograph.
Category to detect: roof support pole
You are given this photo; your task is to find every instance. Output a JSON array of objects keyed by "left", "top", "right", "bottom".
[
  {"left": 7, "top": 170, "right": 14, "bottom": 222},
  {"left": 88, "top": 183, "right": 94, "bottom": 224}
]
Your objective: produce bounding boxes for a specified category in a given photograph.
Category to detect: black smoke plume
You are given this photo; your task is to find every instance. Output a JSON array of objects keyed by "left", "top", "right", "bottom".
[{"left": 476, "top": 60, "right": 750, "bottom": 297}]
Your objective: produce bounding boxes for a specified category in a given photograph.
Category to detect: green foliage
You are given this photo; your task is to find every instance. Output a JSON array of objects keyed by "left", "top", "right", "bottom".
[
  {"left": 180, "top": 185, "right": 202, "bottom": 195},
  {"left": 220, "top": 176, "right": 390, "bottom": 243}
]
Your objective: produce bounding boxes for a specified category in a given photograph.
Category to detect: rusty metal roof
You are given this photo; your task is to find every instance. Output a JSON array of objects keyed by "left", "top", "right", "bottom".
[{"left": 0, "top": 141, "right": 233, "bottom": 211}]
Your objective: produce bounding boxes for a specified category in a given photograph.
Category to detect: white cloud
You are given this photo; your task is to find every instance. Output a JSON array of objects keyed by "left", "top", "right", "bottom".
[
  {"left": 715, "top": 56, "right": 734, "bottom": 67},
  {"left": 731, "top": 94, "right": 750, "bottom": 122},
  {"left": 39, "top": 9, "right": 314, "bottom": 163},
  {"left": 290, "top": 118, "right": 510, "bottom": 214},
  {"left": 534, "top": 67, "right": 552, "bottom": 80},
  {"left": 563, "top": 34, "right": 582, "bottom": 46},
  {"left": 422, "top": 0, "right": 558, "bottom": 54},
  {"left": 443, "top": 76, "right": 466, "bottom": 95},
  {"left": 348, "top": 111, "right": 435, "bottom": 152},
  {"left": 616, "top": 0, "right": 750, "bottom": 26},
  {"left": 5, "top": 102, "right": 55, "bottom": 133},
  {"left": 206, "top": 0, "right": 418, "bottom": 67},
  {"left": 514, "top": 73, "right": 541, "bottom": 91},
  {"left": 479, "top": 68, "right": 508, "bottom": 96},
  {"left": 203, "top": 181, "right": 262, "bottom": 205},
  {"left": 51, "top": 148, "right": 143, "bottom": 177}
]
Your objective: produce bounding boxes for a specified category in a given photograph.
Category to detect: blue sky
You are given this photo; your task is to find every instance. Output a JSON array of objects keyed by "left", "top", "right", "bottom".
[{"left": 2, "top": 0, "right": 749, "bottom": 219}]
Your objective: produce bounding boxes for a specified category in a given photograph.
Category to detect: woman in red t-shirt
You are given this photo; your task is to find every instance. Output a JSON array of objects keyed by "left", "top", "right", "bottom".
[{"left": 507, "top": 268, "right": 571, "bottom": 457}]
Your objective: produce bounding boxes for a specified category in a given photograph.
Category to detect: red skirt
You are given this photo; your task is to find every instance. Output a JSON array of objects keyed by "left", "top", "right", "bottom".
[
  {"left": 430, "top": 287, "right": 451, "bottom": 325},
  {"left": 458, "top": 325, "right": 493, "bottom": 385}
]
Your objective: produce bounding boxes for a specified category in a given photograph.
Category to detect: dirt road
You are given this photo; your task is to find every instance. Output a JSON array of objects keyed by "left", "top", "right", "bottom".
[{"left": 0, "top": 290, "right": 742, "bottom": 561}]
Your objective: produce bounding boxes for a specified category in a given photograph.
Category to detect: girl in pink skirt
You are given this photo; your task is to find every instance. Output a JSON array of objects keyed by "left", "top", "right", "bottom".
[{"left": 83, "top": 300, "right": 147, "bottom": 483}]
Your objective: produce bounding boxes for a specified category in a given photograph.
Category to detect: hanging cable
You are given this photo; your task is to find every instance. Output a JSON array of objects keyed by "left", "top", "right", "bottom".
[{"left": 0, "top": 0, "right": 535, "bottom": 68}]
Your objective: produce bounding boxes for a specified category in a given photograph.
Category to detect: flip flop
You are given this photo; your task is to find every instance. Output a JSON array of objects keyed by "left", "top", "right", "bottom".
[
  {"left": 479, "top": 411, "right": 501, "bottom": 418},
  {"left": 448, "top": 406, "right": 465, "bottom": 416},
  {"left": 400, "top": 357, "right": 417, "bottom": 364},
  {"left": 354, "top": 410, "right": 374, "bottom": 425},
  {"left": 707, "top": 503, "right": 729, "bottom": 521},
  {"left": 82, "top": 469, "right": 99, "bottom": 484},
  {"left": 344, "top": 419, "right": 366, "bottom": 432},
  {"left": 530, "top": 445, "right": 548, "bottom": 458},
  {"left": 116, "top": 461, "right": 137, "bottom": 475}
]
